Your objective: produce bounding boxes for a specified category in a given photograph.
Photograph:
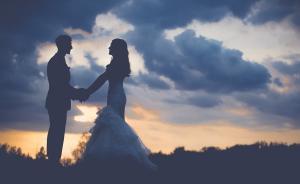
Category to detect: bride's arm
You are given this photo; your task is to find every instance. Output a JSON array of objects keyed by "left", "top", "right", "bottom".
[{"left": 87, "top": 71, "right": 108, "bottom": 95}]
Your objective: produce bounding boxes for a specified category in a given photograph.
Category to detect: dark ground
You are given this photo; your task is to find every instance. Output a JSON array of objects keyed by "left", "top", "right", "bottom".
[{"left": 0, "top": 142, "right": 299, "bottom": 184}]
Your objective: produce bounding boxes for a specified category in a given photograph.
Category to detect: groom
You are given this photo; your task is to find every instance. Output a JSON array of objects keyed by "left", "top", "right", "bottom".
[{"left": 45, "top": 35, "right": 89, "bottom": 164}]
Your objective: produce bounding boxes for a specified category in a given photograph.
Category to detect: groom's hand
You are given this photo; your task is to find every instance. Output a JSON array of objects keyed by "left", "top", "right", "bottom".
[{"left": 77, "top": 88, "right": 90, "bottom": 102}]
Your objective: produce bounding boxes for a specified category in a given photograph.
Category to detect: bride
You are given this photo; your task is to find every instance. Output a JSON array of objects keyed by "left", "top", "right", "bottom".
[{"left": 81, "top": 38, "right": 156, "bottom": 169}]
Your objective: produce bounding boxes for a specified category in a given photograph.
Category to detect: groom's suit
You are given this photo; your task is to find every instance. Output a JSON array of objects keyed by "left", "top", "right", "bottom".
[{"left": 45, "top": 53, "right": 78, "bottom": 163}]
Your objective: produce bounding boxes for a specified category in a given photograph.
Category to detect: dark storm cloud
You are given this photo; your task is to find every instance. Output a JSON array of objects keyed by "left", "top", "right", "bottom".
[
  {"left": 175, "top": 31, "right": 271, "bottom": 92},
  {"left": 272, "top": 60, "right": 300, "bottom": 85},
  {"left": 236, "top": 59, "right": 300, "bottom": 126},
  {"left": 247, "top": 0, "right": 300, "bottom": 27},
  {"left": 114, "top": 0, "right": 259, "bottom": 29},
  {"left": 0, "top": 0, "right": 128, "bottom": 130},
  {"left": 126, "top": 29, "right": 271, "bottom": 93},
  {"left": 135, "top": 74, "right": 170, "bottom": 90},
  {"left": 165, "top": 92, "right": 222, "bottom": 108},
  {"left": 272, "top": 60, "right": 300, "bottom": 76},
  {"left": 0, "top": 51, "right": 45, "bottom": 129},
  {"left": 187, "top": 95, "right": 222, "bottom": 108},
  {"left": 273, "top": 78, "right": 283, "bottom": 87},
  {"left": 237, "top": 90, "right": 300, "bottom": 126}
]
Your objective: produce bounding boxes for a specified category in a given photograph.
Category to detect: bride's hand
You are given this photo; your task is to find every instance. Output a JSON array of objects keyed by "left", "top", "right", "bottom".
[{"left": 78, "top": 88, "right": 90, "bottom": 102}]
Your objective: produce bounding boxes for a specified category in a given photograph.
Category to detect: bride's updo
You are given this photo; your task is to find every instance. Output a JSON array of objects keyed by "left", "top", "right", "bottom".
[{"left": 106, "top": 38, "right": 131, "bottom": 79}]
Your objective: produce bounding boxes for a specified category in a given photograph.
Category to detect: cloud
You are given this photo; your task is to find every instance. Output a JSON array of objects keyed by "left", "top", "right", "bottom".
[
  {"left": 187, "top": 95, "right": 222, "bottom": 108},
  {"left": 0, "top": 52, "right": 47, "bottom": 130},
  {"left": 230, "top": 57, "right": 300, "bottom": 127},
  {"left": 73, "top": 105, "right": 99, "bottom": 123},
  {"left": 93, "top": 12, "right": 134, "bottom": 36},
  {"left": 273, "top": 60, "right": 300, "bottom": 76},
  {"left": 236, "top": 88, "right": 300, "bottom": 127},
  {"left": 271, "top": 59, "right": 300, "bottom": 89},
  {"left": 115, "top": 0, "right": 299, "bottom": 128},
  {"left": 114, "top": 0, "right": 259, "bottom": 29},
  {"left": 175, "top": 30, "right": 271, "bottom": 91},
  {"left": 164, "top": 15, "right": 300, "bottom": 62},
  {"left": 127, "top": 105, "right": 160, "bottom": 121},
  {"left": 126, "top": 28, "right": 271, "bottom": 93},
  {"left": 164, "top": 90, "right": 222, "bottom": 108},
  {"left": 93, "top": 1, "right": 299, "bottom": 129},
  {"left": 273, "top": 78, "right": 284, "bottom": 87},
  {"left": 246, "top": 0, "right": 300, "bottom": 27},
  {"left": 134, "top": 73, "right": 171, "bottom": 90}
]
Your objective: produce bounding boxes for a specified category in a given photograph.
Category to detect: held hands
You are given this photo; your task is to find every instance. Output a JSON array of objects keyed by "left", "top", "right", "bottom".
[{"left": 76, "top": 88, "right": 90, "bottom": 102}]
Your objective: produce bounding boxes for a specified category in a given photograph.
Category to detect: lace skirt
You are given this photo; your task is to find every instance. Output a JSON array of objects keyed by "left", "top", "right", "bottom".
[{"left": 83, "top": 106, "right": 156, "bottom": 169}]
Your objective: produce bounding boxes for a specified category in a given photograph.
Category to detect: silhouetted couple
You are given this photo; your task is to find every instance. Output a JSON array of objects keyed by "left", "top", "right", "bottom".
[{"left": 45, "top": 35, "right": 155, "bottom": 169}]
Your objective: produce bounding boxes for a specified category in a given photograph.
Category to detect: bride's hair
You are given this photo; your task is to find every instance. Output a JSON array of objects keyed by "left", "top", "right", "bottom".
[{"left": 109, "top": 38, "right": 131, "bottom": 77}]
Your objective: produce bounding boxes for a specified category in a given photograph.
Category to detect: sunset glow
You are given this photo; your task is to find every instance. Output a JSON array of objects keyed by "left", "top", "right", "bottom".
[{"left": 0, "top": 130, "right": 81, "bottom": 158}]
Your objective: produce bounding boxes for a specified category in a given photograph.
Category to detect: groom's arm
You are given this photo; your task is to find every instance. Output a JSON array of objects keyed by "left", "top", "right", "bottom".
[
  {"left": 49, "top": 64, "right": 81, "bottom": 100},
  {"left": 87, "top": 71, "right": 108, "bottom": 95}
]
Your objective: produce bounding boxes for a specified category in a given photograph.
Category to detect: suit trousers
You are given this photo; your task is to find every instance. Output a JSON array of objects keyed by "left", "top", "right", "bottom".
[{"left": 47, "top": 109, "right": 67, "bottom": 163}]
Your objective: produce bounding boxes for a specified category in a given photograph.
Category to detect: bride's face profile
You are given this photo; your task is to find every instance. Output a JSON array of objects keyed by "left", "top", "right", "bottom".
[
  {"left": 108, "top": 43, "right": 114, "bottom": 56},
  {"left": 108, "top": 41, "right": 118, "bottom": 56},
  {"left": 108, "top": 39, "right": 128, "bottom": 57}
]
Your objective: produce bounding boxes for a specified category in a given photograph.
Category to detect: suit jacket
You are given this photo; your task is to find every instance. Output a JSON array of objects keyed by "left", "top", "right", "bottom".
[{"left": 45, "top": 53, "right": 77, "bottom": 111}]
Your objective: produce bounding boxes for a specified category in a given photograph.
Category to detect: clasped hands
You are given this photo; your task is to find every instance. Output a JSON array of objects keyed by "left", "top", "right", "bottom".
[{"left": 75, "top": 88, "right": 90, "bottom": 102}]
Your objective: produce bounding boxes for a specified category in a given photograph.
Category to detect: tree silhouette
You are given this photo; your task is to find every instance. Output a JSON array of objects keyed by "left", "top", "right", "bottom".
[{"left": 35, "top": 146, "right": 47, "bottom": 160}]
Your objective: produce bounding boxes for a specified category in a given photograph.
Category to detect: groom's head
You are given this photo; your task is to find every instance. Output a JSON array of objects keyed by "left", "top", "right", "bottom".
[{"left": 55, "top": 35, "right": 72, "bottom": 54}]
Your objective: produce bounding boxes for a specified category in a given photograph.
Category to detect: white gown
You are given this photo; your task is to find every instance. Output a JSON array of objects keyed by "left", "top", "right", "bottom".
[{"left": 83, "top": 79, "right": 156, "bottom": 169}]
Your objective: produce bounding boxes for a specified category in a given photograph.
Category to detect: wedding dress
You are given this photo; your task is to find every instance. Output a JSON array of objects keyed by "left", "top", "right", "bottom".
[{"left": 83, "top": 76, "right": 156, "bottom": 169}]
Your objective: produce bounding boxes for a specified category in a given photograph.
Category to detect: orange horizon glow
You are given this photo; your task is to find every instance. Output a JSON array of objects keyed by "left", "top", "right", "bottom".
[{"left": 0, "top": 130, "right": 81, "bottom": 159}]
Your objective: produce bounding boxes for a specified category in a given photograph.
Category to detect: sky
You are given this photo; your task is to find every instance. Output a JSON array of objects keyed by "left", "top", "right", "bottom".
[{"left": 1, "top": 0, "right": 300, "bottom": 158}]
